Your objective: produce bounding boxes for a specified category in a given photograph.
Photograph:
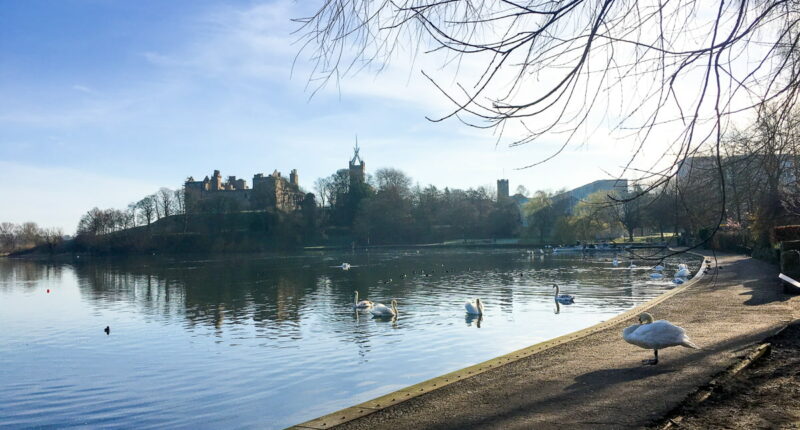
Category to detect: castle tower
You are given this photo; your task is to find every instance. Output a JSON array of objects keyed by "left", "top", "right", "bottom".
[
  {"left": 349, "top": 142, "right": 365, "bottom": 186},
  {"left": 497, "top": 179, "right": 509, "bottom": 202},
  {"left": 212, "top": 170, "right": 223, "bottom": 190},
  {"left": 290, "top": 169, "right": 299, "bottom": 187}
]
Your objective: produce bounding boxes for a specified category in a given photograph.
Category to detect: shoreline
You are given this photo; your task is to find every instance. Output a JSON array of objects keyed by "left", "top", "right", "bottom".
[{"left": 289, "top": 253, "right": 709, "bottom": 429}]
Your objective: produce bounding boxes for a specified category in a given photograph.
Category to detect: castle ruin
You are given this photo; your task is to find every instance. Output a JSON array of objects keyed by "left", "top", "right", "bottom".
[{"left": 185, "top": 168, "right": 304, "bottom": 212}]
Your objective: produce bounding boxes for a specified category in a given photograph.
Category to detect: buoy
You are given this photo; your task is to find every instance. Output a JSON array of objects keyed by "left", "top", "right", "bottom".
[{"left": 46, "top": 289, "right": 50, "bottom": 293}]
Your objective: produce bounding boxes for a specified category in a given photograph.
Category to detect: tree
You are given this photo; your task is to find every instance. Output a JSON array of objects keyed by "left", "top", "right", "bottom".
[
  {"left": 137, "top": 196, "right": 156, "bottom": 226},
  {"left": 157, "top": 188, "right": 174, "bottom": 219}
]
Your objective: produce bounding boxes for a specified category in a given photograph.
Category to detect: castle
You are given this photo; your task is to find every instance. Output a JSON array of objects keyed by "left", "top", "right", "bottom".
[{"left": 184, "top": 168, "right": 305, "bottom": 212}]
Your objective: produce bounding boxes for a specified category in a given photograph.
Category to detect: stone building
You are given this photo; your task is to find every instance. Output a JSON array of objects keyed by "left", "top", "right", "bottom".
[
  {"left": 496, "top": 179, "right": 510, "bottom": 201},
  {"left": 349, "top": 144, "right": 365, "bottom": 187},
  {"left": 184, "top": 168, "right": 304, "bottom": 212}
]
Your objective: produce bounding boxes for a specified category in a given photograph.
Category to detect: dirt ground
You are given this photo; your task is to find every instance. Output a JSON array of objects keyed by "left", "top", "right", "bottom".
[{"left": 657, "top": 320, "right": 800, "bottom": 429}]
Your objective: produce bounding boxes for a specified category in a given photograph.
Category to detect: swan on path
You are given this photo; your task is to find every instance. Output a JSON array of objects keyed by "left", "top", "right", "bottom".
[
  {"left": 553, "top": 284, "right": 575, "bottom": 304},
  {"left": 465, "top": 298, "right": 484, "bottom": 315},
  {"left": 370, "top": 299, "right": 398, "bottom": 318},
  {"left": 622, "top": 312, "right": 698, "bottom": 365},
  {"left": 353, "top": 291, "right": 373, "bottom": 309}
]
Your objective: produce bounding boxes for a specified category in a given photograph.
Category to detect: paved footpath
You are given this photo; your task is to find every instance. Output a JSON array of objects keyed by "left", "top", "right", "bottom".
[{"left": 296, "top": 254, "right": 800, "bottom": 429}]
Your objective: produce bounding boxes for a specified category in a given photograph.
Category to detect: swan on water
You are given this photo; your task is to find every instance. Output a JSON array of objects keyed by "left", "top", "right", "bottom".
[
  {"left": 622, "top": 312, "right": 698, "bottom": 365},
  {"left": 653, "top": 265, "right": 665, "bottom": 271},
  {"left": 650, "top": 273, "right": 664, "bottom": 279},
  {"left": 370, "top": 299, "right": 398, "bottom": 318},
  {"left": 553, "top": 284, "right": 575, "bottom": 304},
  {"left": 353, "top": 291, "right": 373, "bottom": 309},
  {"left": 339, "top": 263, "right": 351, "bottom": 270},
  {"left": 672, "top": 278, "right": 685, "bottom": 285},
  {"left": 465, "top": 298, "right": 484, "bottom": 315},
  {"left": 612, "top": 258, "right": 619, "bottom": 267},
  {"left": 675, "top": 263, "right": 690, "bottom": 278}
]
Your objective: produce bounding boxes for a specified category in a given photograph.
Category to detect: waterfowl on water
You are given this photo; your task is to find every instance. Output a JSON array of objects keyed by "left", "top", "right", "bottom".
[
  {"left": 104, "top": 326, "right": 110, "bottom": 335},
  {"left": 622, "top": 312, "right": 698, "bottom": 365},
  {"left": 370, "top": 299, "right": 398, "bottom": 318},
  {"left": 339, "top": 263, "right": 351, "bottom": 270},
  {"left": 353, "top": 291, "right": 373, "bottom": 309},
  {"left": 465, "top": 298, "right": 484, "bottom": 315},
  {"left": 675, "top": 264, "right": 690, "bottom": 278},
  {"left": 553, "top": 284, "right": 575, "bottom": 304}
]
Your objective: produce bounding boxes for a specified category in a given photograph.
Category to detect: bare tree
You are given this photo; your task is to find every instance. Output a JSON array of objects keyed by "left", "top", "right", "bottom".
[
  {"left": 157, "top": 188, "right": 174, "bottom": 219},
  {"left": 137, "top": 196, "right": 156, "bottom": 225}
]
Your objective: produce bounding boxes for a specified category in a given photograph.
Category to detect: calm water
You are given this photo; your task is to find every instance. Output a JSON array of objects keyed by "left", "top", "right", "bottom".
[{"left": 0, "top": 249, "right": 699, "bottom": 429}]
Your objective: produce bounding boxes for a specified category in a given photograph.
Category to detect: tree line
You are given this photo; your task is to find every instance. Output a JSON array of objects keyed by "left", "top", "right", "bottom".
[{"left": 0, "top": 222, "right": 64, "bottom": 254}]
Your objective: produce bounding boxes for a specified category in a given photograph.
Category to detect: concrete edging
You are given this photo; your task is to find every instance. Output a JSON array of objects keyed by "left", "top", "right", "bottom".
[{"left": 289, "top": 255, "right": 709, "bottom": 430}]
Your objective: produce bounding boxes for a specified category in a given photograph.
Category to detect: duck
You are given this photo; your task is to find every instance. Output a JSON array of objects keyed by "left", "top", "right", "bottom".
[
  {"left": 353, "top": 291, "right": 373, "bottom": 309},
  {"left": 553, "top": 284, "right": 575, "bottom": 304},
  {"left": 370, "top": 299, "right": 398, "bottom": 318},
  {"left": 465, "top": 298, "right": 484, "bottom": 315},
  {"left": 622, "top": 312, "right": 698, "bottom": 365}
]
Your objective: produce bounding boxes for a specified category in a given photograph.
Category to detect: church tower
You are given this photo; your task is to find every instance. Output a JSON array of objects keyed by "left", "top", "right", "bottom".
[{"left": 348, "top": 142, "right": 365, "bottom": 186}]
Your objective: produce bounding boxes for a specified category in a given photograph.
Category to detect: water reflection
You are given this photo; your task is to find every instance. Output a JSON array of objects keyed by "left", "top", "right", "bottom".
[{"left": 0, "top": 249, "right": 700, "bottom": 430}]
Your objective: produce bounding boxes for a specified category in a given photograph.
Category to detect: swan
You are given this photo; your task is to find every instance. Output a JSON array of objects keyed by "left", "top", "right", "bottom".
[
  {"left": 612, "top": 258, "right": 619, "bottom": 267},
  {"left": 370, "top": 299, "right": 398, "bottom": 318},
  {"left": 553, "top": 284, "right": 575, "bottom": 304},
  {"left": 675, "top": 263, "right": 690, "bottom": 278},
  {"left": 339, "top": 263, "right": 351, "bottom": 270},
  {"left": 650, "top": 273, "right": 664, "bottom": 279},
  {"left": 622, "top": 312, "right": 698, "bottom": 365},
  {"left": 465, "top": 298, "right": 484, "bottom": 315},
  {"left": 672, "top": 278, "right": 685, "bottom": 285},
  {"left": 353, "top": 291, "right": 373, "bottom": 309},
  {"left": 653, "top": 265, "right": 665, "bottom": 271}
]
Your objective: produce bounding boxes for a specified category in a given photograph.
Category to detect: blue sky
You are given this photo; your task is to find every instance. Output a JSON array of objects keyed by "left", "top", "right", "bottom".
[{"left": 1, "top": 1, "right": 644, "bottom": 232}]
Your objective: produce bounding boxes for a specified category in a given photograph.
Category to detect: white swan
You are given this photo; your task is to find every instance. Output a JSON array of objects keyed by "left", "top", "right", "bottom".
[
  {"left": 353, "top": 291, "right": 373, "bottom": 309},
  {"left": 339, "top": 263, "right": 351, "bottom": 270},
  {"left": 622, "top": 312, "right": 698, "bottom": 365},
  {"left": 465, "top": 298, "right": 484, "bottom": 315},
  {"left": 370, "top": 299, "right": 398, "bottom": 318},
  {"left": 675, "top": 263, "right": 690, "bottom": 278},
  {"left": 553, "top": 284, "right": 575, "bottom": 304},
  {"left": 672, "top": 278, "right": 685, "bottom": 285},
  {"left": 650, "top": 273, "right": 664, "bottom": 279},
  {"left": 612, "top": 258, "right": 619, "bottom": 267},
  {"left": 653, "top": 265, "right": 665, "bottom": 271}
]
